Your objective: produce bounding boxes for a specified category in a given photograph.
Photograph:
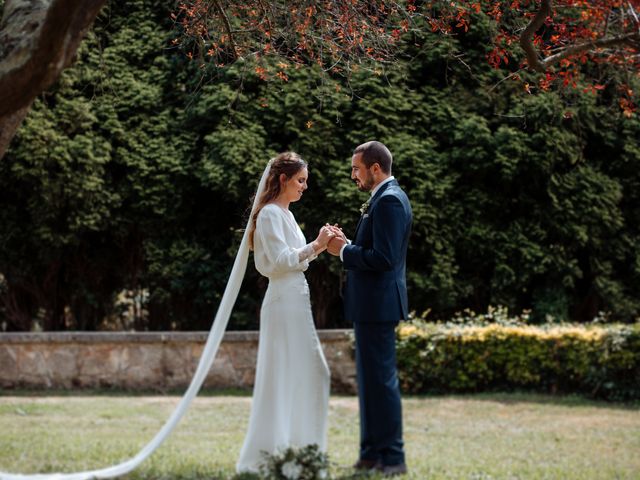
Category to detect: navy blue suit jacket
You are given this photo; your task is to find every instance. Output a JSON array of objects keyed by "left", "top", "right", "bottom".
[{"left": 343, "top": 179, "right": 412, "bottom": 324}]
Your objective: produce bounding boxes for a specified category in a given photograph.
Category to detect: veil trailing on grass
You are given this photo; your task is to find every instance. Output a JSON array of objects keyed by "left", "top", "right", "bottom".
[{"left": 0, "top": 160, "right": 273, "bottom": 480}]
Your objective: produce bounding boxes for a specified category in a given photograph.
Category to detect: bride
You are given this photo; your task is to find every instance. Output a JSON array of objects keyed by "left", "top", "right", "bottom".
[
  {"left": 0, "top": 152, "right": 334, "bottom": 480},
  {"left": 236, "top": 152, "right": 334, "bottom": 473}
]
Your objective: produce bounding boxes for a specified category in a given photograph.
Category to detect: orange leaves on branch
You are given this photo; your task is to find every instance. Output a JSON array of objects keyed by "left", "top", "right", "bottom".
[
  {"left": 171, "top": 0, "right": 638, "bottom": 114},
  {"left": 620, "top": 98, "right": 636, "bottom": 118},
  {"left": 583, "top": 84, "right": 606, "bottom": 94},
  {"left": 174, "top": 0, "right": 423, "bottom": 74},
  {"left": 487, "top": 46, "right": 509, "bottom": 68},
  {"left": 487, "top": 31, "right": 515, "bottom": 68},
  {"left": 456, "top": 17, "right": 469, "bottom": 32},
  {"left": 619, "top": 86, "right": 636, "bottom": 117},
  {"left": 255, "top": 66, "right": 268, "bottom": 81},
  {"left": 539, "top": 73, "right": 553, "bottom": 92},
  {"left": 469, "top": 0, "right": 638, "bottom": 113}
]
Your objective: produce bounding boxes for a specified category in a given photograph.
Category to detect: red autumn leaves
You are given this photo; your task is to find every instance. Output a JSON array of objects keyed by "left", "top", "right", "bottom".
[{"left": 172, "top": 1, "right": 639, "bottom": 115}]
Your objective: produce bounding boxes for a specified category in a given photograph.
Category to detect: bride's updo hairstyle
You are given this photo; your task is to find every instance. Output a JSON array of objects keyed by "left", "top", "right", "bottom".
[{"left": 249, "top": 152, "right": 307, "bottom": 250}]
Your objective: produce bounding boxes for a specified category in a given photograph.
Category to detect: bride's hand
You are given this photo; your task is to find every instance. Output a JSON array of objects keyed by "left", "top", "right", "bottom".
[
  {"left": 328, "top": 224, "right": 346, "bottom": 242},
  {"left": 314, "top": 225, "right": 336, "bottom": 249}
]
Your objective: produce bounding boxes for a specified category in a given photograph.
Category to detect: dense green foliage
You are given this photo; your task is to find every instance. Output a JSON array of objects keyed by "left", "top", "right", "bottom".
[
  {"left": 396, "top": 311, "right": 640, "bottom": 401},
  {"left": 1, "top": 0, "right": 639, "bottom": 331}
]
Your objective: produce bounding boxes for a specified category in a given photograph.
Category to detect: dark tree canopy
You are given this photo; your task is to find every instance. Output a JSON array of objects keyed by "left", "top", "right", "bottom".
[{"left": 1, "top": 1, "right": 638, "bottom": 158}]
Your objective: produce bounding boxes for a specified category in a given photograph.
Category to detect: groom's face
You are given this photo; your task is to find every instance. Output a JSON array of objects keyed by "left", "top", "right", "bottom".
[{"left": 351, "top": 153, "right": 375, "bottom": 192}]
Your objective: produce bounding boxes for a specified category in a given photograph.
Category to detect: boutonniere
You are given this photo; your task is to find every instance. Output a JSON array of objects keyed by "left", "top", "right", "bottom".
[{"left": 359, "top": 201, "right": 370, "bottom": 216}]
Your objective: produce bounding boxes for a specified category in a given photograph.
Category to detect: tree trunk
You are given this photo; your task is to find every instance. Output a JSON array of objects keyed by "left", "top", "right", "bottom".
[{"left": 0, "top": 0, "right": 107, "bottom": 159}]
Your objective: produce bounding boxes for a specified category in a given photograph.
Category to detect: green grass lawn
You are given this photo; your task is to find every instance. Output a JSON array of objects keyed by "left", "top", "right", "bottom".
[{"left": 0, "top": 392, "right": 638, "bottom": 479}]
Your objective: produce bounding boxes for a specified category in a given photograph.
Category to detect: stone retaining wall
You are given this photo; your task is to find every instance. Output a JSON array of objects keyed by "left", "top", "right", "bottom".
[{"left": 0, "top": 330, "right": 356, "bottom": 393}]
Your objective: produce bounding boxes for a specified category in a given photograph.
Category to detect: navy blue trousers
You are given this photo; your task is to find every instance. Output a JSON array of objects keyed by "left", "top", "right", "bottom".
[{"left": 354, "top": 321, "right": 405, "bottom": 466}]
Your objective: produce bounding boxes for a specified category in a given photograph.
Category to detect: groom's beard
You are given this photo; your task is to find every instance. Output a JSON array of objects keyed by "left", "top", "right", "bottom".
[{"left": 356, "top": 172, "right": 375, "bottom": 192}]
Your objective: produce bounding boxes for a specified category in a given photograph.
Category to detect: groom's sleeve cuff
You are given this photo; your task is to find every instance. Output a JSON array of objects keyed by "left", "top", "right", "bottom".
[{"left": 339, "top": 242, "right": 350, "bottom": 262}]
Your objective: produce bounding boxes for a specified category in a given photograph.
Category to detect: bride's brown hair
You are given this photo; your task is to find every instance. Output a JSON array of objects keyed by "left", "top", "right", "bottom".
[{"left": 249, "top": 152, "right": 307, "bottom": 250}]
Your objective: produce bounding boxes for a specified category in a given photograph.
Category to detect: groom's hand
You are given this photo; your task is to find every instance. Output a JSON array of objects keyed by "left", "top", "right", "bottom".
[{"left": 327, "top": 236, "right": 346, "bottom": 256}]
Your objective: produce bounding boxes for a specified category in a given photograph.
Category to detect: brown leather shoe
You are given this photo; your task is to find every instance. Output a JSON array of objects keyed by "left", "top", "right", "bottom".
[
  {"left": 352, "top": 458, "right": 380, "bottom": 471},
  {"left": 376, "top": 463, "right": 408, "bottom": 477}
]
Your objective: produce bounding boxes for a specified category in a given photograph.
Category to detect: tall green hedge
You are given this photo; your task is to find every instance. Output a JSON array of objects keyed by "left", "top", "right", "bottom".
[
  {"left": 1, "top": 0, "right": 639, "bottom": 331},
  {"left": 396, "top": 318, "right": 640, "bottom": 401}
]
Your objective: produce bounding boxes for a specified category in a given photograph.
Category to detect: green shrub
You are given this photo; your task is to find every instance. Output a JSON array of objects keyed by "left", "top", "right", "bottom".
[{"left": 396, "top": 309, "right": 640, "bottom": 401}]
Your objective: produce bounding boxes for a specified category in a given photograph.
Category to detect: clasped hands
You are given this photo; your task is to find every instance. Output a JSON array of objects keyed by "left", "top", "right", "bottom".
[{"left": 314, "top": 224, "right": 347, "bottom": 256}]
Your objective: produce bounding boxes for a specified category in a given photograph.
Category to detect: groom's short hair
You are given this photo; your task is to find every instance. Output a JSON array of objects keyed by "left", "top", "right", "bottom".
[{"left": 354, "top": 141, "right": 393, "bottom": 174}]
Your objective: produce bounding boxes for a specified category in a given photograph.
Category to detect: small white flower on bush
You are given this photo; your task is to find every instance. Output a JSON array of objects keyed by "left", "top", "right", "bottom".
[
  {"left": 281, "top": 460, "right": 303, "bottom": 479},
  {"left": 261, "top": 444, "right": 329, "bottom": 479}
]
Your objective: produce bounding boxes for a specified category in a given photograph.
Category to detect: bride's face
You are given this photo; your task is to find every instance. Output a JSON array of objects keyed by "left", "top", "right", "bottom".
[{"left": 282, "top": 167, "right": 309, "bottom": 203}]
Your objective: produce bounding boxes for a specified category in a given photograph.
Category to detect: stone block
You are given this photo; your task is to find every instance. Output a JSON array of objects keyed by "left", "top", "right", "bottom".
[
  {"left": 46, "top": 345, "right": 80, "bottom": 388},
  {"left": 119, "top": 343, "right": 164, "bottom": 389},
  {"left": 161, "top": 343, "right": 198, "bottom": 388},
  {"left": 18, "top": 344, "right": 56, "bottom": 387},
  {"left": 0, "top": 345, "right": 18, "bottom": 387}
]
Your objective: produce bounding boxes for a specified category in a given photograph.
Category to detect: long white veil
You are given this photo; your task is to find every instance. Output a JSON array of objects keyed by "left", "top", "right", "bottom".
[{"left": 0, "top": 160, "right": 273, "bottom": 480}]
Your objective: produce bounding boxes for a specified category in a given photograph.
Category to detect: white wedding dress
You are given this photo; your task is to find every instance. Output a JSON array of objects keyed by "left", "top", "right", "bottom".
[{"left": 236, "top": 203, "right": 331, "bottom": 473}]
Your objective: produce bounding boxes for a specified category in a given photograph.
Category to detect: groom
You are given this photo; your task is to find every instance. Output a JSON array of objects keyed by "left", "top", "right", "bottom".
[{"left": 328, "top": 141, "right": 412, "bottom": 476}]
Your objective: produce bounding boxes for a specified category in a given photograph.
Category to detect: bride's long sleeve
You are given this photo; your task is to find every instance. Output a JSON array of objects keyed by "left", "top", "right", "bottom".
[
  {"left": 256, "top": 207, "right": 317, "bottom": 273},
  {"left": 296, "top": 243, "right": 319, "bottom": 262}
]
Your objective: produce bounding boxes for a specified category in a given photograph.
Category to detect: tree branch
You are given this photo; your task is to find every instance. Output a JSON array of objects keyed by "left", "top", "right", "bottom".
[
  {"left": 542, "top": 32, "right": 640, "bottom": 68},
  {"left": 519, "top": 0, "right": 639, "bottom": 73},
  {"left": 628, "top": 1, "right": 640, "bottom": 28},
  {"left": 212, "top": 0, "right": 238, "bottom": 61},
  {"left": 519, "top": 0, "right": 552, "bottom": 73}
]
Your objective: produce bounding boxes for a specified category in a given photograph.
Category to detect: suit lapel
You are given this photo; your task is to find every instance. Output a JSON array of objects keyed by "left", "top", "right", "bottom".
[
  {"left": 352, "top": 179, "right": 397, "bottom": 240},
  {"left": 353, "top": 212, "right": 366, "bottom": 238}
]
